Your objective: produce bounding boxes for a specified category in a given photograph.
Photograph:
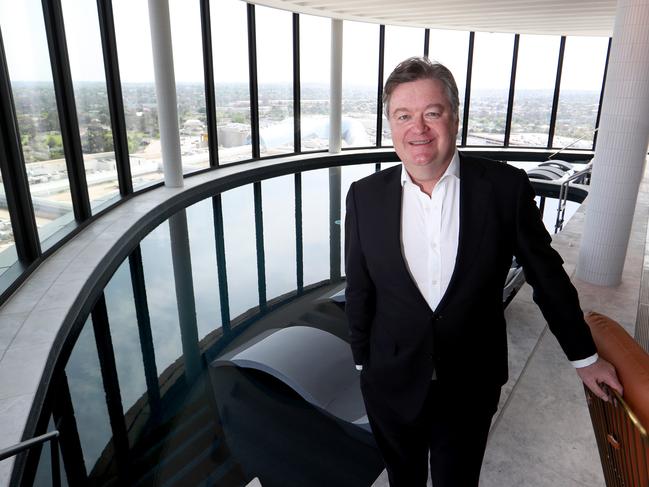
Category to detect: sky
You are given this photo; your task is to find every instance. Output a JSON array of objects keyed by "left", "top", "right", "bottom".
[{"left": 0, "top": 0, "right": 609, "bottom": 90}]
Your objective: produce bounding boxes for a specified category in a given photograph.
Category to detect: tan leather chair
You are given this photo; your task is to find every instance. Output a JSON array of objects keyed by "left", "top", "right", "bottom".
[{"left": 584, "top": 312, "right": 649, "bottom": 486}]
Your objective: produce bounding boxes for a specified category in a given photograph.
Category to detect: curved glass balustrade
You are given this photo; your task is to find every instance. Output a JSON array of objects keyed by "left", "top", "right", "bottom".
[{"left": 18, "top": 157, "right": 585, "bottom": 486}]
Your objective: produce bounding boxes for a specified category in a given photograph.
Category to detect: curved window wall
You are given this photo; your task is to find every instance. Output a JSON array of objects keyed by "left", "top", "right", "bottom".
[
  {"left": 0, "top": 0, "right": 75, "bottom": 246},
  {"left": 342, "top": 20, "right": 379, "bottom": 148},
  {"left": 467, "top": 32, "right": 516, "bottom": 146},
  {"left": 256, "top": 6, "right": 294, "bottom": 156},
  {"left": 211, "top": 0, "right": 252, "bottom": 163},
  {"left": 61, "top": 0, "right": 120, "bottom": 211},
  {"left": 169, "top": 0, "right": 211, "bottom": 173},
  {"left": 0, "top": 0, "right": 611, "bottom": 303},
  {"left": 509, "top": 34, "right": 561, "bottom": 148},
  {"left": 299, "top": 14, "right": 331, "bottom": 151},
  {"left": 554, "top": 36, "right": 609, "bottom": 149},
  {"left": 427, "top": 29, "right": 470, "bottom": 143}
]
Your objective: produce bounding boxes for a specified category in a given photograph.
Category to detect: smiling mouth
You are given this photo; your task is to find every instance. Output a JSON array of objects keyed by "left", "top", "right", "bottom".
[{"left": 409, "top": 139, "right": 432, "bottom": 146}]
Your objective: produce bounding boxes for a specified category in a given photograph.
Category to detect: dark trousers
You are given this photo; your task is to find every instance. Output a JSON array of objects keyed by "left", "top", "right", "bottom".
[{"left": 366, "top": 381, "right": 501, "bottom": 487}]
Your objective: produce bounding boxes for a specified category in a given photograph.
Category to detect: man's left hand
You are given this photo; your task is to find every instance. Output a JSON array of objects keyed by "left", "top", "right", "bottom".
[{"left": 576, "top": 357, "right": 623, "bottom": 402}]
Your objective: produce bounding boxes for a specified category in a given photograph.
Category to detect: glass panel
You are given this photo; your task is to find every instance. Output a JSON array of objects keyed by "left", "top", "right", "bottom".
[
  {"left": 554, "top": 36, "right": 608, "bottom": 149},
  {"left": 169, "top": 0, "right": 210, "bottom": 173},
  {"left": 262, "top": 175, "right": 296, "bottom": 300},
  {"left": 510, "top": 35, "right": 561, "bottom": 147},
  {"left": 382, "top": 25, "right": 425, "bottom": 146},
  {"left": 342, "top": 20, "right": 378, "bottom": 148},
  {"left": 300, "top": 14, "right": 330, "bottom": 151},
  {"left": 341, "top": 163, "right": 378, "bottom": 278},
  {"left": 211, "top": 0, "right": 252, "bottom": 164},
  {"left": 103, "top": 259, "right": 147, "bottom": 417},
  {"left": 139, "top": 219, "right": 182, "bottom": 375},
  {"left": 256, "top": 6, "right": 293, "bottom": 156},
  {"left": 112, "top": 0, "right": 163, "bottom": 189},
  {"left": 185, "top": 198, "right": 222, "bottom": 339},
  {"left": 65, "top": 317, "right": 113, "bottom": 473},
  {"left": 467, "top": 32, "right": 515, "bottom": 146},
  {"left": 428, "top": 29, "right": 470, "bottom": 143},
  {"left": 222, "top": 184, "right": 258, "bottom": 320},
  {"left": 0, "top": 0, "right": 75, "bottom": 244},
  {"left": 302, "top": 169, "right": 330, "bottom": 286},
  {"left": 60, "top": 0, "right": 120, "bottom": 212}
]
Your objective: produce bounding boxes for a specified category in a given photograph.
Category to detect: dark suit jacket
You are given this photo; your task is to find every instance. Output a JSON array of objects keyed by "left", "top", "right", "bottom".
[{"left": 344, "top": 153, "right": 597, "bottom": 422}]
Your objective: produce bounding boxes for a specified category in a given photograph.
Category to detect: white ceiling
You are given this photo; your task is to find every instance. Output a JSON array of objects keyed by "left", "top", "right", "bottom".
[{"left": 249, "top": 0, "right": 617, "bottom": 36}]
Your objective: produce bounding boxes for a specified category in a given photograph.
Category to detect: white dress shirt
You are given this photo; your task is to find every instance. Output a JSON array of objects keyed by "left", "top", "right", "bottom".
[
  {"left": 355, "top": 150, "right": 597, "bottom": 370},
  {"left": 401, "top": 152, "right": 460, "bottom": 312}
]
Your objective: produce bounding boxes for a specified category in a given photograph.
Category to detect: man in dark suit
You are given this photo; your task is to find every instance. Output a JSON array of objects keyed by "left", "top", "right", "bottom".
[{"left": 344, "top": 57, "right": 622, "bottom": 487}]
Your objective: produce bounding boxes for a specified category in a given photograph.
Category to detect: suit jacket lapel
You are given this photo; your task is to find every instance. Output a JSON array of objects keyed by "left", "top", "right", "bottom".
[{"left": 436, "top": 156, "right": 492, "bottom": 313}]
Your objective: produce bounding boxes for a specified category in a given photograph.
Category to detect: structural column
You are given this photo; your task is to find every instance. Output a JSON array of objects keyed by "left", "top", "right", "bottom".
[
  {"left": 577, "top": 0, "right": 649, "bottom": 286},
  {"left": 329, "top": 19, "right": 343, "bottom": 153},
  {"left": 148, "top": 0, "right": 183, "bottom": 187}
]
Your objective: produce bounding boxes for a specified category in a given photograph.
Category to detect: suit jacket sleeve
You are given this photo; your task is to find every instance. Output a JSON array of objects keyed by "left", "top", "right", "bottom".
[
  {"left": 513, "top": 169, "right": 597, "bottom": 361},
  {"left": 344, "top": 182, "right": 375, "bottom": 366}
]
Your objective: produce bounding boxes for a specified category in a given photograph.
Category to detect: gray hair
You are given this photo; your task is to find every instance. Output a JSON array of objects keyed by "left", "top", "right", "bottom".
[{"left": 383, "top": 57, "right": 460, "bottom": 120}]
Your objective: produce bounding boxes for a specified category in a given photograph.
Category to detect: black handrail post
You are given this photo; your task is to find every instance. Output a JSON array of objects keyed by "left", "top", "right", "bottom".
[
  {"left": 41, "top": 0, "right": 92, "bottom": 221},
  {"left": 128, "top": 245, "right": 162, "bottom": 422},
  {"left": 51, "top": 372, "right": 88, "bottom": 485},
  {"left": 0, "top": 27, "right": 41, "bottom": 263},
  {"left": 295, "top": 173, "right": 304, "bottom": 293},
  {"left": 50, "top": 435, "right": 61, "bottom": 487},
  {"left": 91, "top": 293, "right": 131, "bottom": 482},
  {"left": 254, "top": 182, "right": 267, "bottom": 309},
  {"left": 200, "top": 0, "right": 220, "bottom": 167},
  {"left": 212, "top": 194, "right": 231, "bottom": 332},
  {"left": 96, "top": 0, "right": 133, "bottom": 195}
]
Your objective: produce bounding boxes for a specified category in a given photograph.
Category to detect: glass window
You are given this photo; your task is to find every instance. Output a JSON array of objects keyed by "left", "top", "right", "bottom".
[
  {"left": 301, "top": 169, "right": 330, "bottom": 286},
  {"left": 60, "top": 0, "right": 120, "bottom": 211},
  {"left": 185, "top": 198, "right": 223, "bottom": 339},
  {"left": 0, "top": 0, "right": 76, "bottom": 245},
  {"left": 65, "top": 318, "right": 113, "bottom": 474},
  {"left": 342, "top": 20, "right": 379, "bottom": 148},
  {"left": 382, "top": 25, "right": 425, "bottom": 146},
  {"left": 262, "top": 175, "right": 297, "bottom": 300},
  {"left": 139, "top": 219, "right": 183, "bottom": 375},
  {"left": 467, "top": 32, "right": 515, "bottom": 146},
  {"left": 428, "top": 29, "right": 470, "bottom": 144},
  {"left": 104, "top": 259, "right": 147, "bottom": 418},
  {"left": 256, "top": 6, "right": 294, "bottom": 156},
  {"left": 211, "top": 0, "right": 252, "bottom": 164},
  {"left": 300, "top": 14, "right": 330, "bottom": 151},
  {"left": 510, "top": 34, "right": 561, "bottom": 147},
  {"left": 222, "top": 185, "right": 258, "bottom": 320},
  {"left": 112, "top": 0, "right": 163, "bottom": 190},
  {"left": 554, "top": 36, "right": 608, "bottom": 149},
  {"left": 169, "top": 0, "right": 210, "bottom": 173}
]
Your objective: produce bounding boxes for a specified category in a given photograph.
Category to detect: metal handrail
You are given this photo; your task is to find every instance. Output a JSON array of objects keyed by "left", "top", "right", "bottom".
[
  {"left": 554, "top": 162, "right": 593, "bottom": 233},
  {"left": 0, "top": 431, "right": 61, "bottom": 487}
]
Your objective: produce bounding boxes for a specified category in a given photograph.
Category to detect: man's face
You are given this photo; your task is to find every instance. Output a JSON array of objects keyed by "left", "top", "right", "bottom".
[{"left": 388, "top": 78, "right": 459, "bottom": 177}]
